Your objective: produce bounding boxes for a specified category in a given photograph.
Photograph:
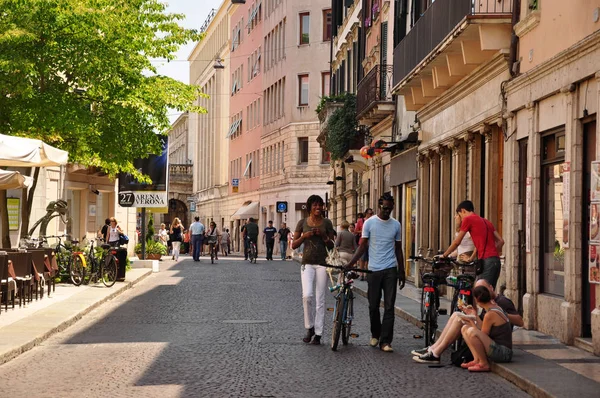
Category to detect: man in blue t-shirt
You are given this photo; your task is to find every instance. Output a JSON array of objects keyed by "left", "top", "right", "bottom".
[{"left": 346, "top": 193, "right": 405, "bottom": 353}]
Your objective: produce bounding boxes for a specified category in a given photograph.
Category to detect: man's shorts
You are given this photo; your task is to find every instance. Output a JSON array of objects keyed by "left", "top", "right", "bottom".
[{"left": 487, "top": 341, "right": 512, "bottom": 363}]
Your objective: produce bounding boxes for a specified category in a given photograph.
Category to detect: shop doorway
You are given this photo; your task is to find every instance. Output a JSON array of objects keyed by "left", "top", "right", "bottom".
[
  {"left": 517, "top": 138, "right": 528, "bottom": 313},
  {"left": 582, "top": 120, "right": 596, "bottom": 337}
]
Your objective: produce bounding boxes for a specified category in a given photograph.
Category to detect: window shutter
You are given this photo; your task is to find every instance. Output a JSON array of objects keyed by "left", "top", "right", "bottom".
[{"left": 381, "top": 22, "right": 388, "bottom": 65}]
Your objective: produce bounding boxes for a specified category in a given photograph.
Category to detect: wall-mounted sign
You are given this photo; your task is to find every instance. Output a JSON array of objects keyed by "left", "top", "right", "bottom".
[
  {"left": 7, "top": 198, "right": 19, "bottom": 231},
  {"left": 232, "top": 178, "right": 239, "bottom": 187},
  {"left": 88, "top": 204, "right": 97, "bottom": 217},
  {"left": 232, "top": 186, "right": 239, "bottom": 193},
  {"left": 295, "top": 203, "right": 307, "bottom": 211},
  {"left": 190, "top": 201, "right": 196, "bottom": 212}
]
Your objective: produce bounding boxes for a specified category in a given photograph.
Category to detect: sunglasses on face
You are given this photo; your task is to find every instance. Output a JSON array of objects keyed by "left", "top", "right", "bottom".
[{"left": 380, "top": 206, "right": 393, "bottom": 211}]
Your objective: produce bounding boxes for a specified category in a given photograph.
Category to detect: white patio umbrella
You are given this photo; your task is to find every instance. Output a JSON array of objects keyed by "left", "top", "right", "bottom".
[
  {"left": 0, "top": 134, "right": 68, "bottom": 167},
  {"left": 0, "top": 169, "right": 33, "bottom": 190}
]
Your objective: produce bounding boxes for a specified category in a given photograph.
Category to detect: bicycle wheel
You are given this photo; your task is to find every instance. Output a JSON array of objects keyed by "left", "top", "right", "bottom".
[
  {"left": 101, "top": 255, "right": 118, "bottom": 287},
  {"left": 331, "top": 296, "right": 344, "bottom": 351},
  {"left": 70, "top": 254, "right": 86, "bottom": 286},
  {"left": 424, "top": 293, "right": 438, "bottom": 347},
  {"left": 450, "top": 291, "right": 459, "bottom": 314},
  {"left": 420, "top": 286, "right": 426, "bottom": 321},
  {"left": 55, "top": 245, "right": 71, "bottom": 280},
  {"left": 341, "top": 292, "right": 353, "bottom": 345}
]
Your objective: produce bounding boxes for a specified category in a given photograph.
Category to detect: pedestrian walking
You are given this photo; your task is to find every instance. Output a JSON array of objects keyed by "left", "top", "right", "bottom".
[
  {"left": 277, "top": 222, "right": 291, "bottom": 260},
  {"left": 345, "top": 193, "right": 405, "bottom": 352},
  {"left": 335, "top": 220, "right": 357, "bottom": 264},
  {"left": 206, "top": 221, "right": 221, "bottom": 260},
  {"left": 98, "top": 218, "right": 110, "bottom": 243},
  {"left": 158, "top": 223, "right": 169, "bottom": 247},
  {"left": 292, "top": 195, "right": 335, "bottom": 345},
  {"left": 107, "top": 217, "right": 124, "bottom": 247},
  {"left": 263, "top": 220, "right": 277, "bottom": 260},
  {"left": 189, "top": 216, "right": 205, "bottom": 262},
  {"left": 442, "top": 200, "right": 504, "bottom": 288},
  {"left": 170, "top": 217, "right": 184, "bottom": 261},
  {"left": 221, "top": 228, "right": 230, "bottom": 257}
]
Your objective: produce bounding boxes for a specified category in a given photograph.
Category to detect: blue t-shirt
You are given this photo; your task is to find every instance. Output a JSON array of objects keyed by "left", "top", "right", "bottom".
[{"left": 362, "top": 216, "right": 402, "bottom": 271}]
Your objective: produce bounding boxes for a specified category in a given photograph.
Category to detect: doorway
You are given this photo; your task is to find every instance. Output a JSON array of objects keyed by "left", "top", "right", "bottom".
[
  {"left": 517, "top": 138, "right": 528, "bottom": 313},
  {"left": 582, "top": 120, "right": 596, "bottom": 337}
]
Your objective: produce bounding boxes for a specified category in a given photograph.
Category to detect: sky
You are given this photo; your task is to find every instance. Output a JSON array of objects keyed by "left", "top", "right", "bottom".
[{"left": 155, "top": 0, "right": 224, "bottom": 121}]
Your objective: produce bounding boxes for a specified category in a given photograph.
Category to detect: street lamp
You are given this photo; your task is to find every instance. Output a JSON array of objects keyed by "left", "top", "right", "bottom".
[{"left": 213, "top": 58, "right": 225, "bottom": 69}]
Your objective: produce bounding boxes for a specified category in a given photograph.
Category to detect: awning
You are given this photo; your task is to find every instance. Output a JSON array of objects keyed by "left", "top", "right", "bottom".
[
  {"left": 232, "top": 201, "right": 259, "bottom": 220},
  {"left": 0, "top": 169, "right": 33, "bottom": 190},
  {"left": 344, "top": 150, "right": 368, "bottom": 173},
  {"left": 0, "top": 134, "right": 68, "bottom": 167}
]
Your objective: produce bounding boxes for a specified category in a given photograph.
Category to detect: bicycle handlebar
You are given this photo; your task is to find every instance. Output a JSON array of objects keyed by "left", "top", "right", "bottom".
[{"left": 323, "top": 265, "right": 373, "bottom": 273}]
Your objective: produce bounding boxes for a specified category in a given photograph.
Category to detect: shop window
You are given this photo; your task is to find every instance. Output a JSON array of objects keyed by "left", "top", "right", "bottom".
[
  {"left": 321, "top": 72, "right": 330, "bottom": 97},
  {"left": 541, "top": 131, "right": 565, "bottom": 297}
]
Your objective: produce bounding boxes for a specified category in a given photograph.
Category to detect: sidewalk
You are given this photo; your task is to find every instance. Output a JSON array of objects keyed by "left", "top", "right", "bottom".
[
  {"left": 350, "top": 278, "right": 600, "bottom": 398},
  {"left": 0, "top": 267, "right": 152, "bottom": 365}
]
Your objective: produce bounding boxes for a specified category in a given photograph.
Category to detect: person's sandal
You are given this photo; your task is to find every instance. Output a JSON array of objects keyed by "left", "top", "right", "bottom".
[
  {"left": 302, "top": 327, "right": 315, "bottom": 343},
  {"left": 468, "top": 363, "right": 490, "bottom": 372},
  {"left": 311, "top": 335, "right": 321, "bottom": 345}
]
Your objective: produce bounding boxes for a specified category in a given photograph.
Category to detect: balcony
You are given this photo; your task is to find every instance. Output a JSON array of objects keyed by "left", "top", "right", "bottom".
[
  {"left": 392, "top": 0, "right": 513, "bottom": 111},
  {"left": 356, "top": 64, "right": 395, "bottom": 125},
  {"left": 169, "top": 164, "right": 193, "bottom": 185}
]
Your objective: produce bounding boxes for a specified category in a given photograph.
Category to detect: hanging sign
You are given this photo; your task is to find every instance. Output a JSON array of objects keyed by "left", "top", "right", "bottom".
[{"left": 7, "top": 198, "right": 19, "bottom": 231}]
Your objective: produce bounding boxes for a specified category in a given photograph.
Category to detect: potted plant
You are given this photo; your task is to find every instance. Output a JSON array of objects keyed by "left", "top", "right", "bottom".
[{"left": 135, "top": 240, "right": 167, "bottom": 260}]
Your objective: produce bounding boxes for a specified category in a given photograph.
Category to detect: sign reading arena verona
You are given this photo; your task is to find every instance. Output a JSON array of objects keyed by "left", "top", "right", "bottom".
[{"left": 118, "top": 137, "right": 169, "bottom": 208}]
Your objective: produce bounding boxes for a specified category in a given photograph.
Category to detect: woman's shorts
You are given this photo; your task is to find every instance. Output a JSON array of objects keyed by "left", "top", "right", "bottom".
[{"left": 487, "top": 342, "right": 512, "bottom": 363}]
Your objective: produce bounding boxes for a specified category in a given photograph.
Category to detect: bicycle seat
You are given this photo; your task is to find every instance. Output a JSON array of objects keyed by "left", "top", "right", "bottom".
[
  {"left": 101, "top": 244, "right": 112, "bottom": 250},
  {"left": 457, "top": 274, "right": 475, "bottom": 283},
  {"left": 71, "top": 240, "right": 79, "bottom": 245},
  {"left": 422, "top": 273, "right": 446, "bottom": 285}
]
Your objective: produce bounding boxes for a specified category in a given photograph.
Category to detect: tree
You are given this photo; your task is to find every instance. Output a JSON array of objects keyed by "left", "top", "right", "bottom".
[{"left": 0, "top": 0, "right": 206, "bottom": 247}]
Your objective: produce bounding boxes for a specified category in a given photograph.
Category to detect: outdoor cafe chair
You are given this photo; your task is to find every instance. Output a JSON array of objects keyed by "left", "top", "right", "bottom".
[
  {"left": 29, "top": 250, "right": 50, "bottom": 300},
  {"left": 0, "top": 253, "right": 16, "bottom": 311},
  {"left": 7, "top": 252, "right": 33, "bottom": 307}
]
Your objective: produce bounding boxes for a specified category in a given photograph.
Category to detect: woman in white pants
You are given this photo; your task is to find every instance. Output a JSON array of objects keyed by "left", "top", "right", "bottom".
[
  {"left": 292, "top": 195, "right": 336, "bottom": 345},
  {"left": 170, "top": 218, "right": 184, "bottom": 261}
]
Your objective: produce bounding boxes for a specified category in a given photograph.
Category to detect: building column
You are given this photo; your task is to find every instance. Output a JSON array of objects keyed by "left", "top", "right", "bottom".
[
  {"left": 418, "top": 152, "right": 430, "bottom": 256},
  {"left": 484, "top": 124, "right": 500, "bottom": 226},
  {"left": 451, "top": 139, "right": 467, "bottom": 213},
  {"left": 439, "top": 147, "right": 452, "bottom": 249},
  {"left": 593, "top": 71, "right": 600, "bottom": 355},
  {"left": 429, "top": 152, "right": 440, "bottom": 254},
  {"left": 467, "top": 134, "right": 483, "bottom": 213}
]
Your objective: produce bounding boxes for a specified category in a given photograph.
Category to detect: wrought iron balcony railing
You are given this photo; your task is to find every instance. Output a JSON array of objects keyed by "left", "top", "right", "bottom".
[{"left": 356, "top": 64, "right": 394, "bottom": 119}]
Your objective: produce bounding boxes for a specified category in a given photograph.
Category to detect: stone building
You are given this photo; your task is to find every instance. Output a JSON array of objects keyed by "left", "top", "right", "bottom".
[
  {"left": 166, "top": 112, "right": 192, "bottom": 228},
  {"left": 503, "top": 0, "right": 600, "bottom": 353}
]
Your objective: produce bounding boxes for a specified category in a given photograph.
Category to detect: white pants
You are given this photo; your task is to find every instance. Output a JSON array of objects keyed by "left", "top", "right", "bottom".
[
  {"left": 301, "top": 264, "right": 328, "bottom": 336},
  {"left": 172, "top": 241, "right": 181, "bottom": 260}
]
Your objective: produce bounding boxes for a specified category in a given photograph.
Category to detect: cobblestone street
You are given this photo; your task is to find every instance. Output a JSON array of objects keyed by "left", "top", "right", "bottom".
[{"left": 0, "top": 257, "right": 529, "bottom": 397}]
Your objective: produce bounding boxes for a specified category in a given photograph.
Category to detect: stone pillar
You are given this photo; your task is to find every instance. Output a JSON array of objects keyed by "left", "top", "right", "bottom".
[
  {"left": 467, "top": 134, "right": 483, "bottom": 213},
  {"left": 523, "top": 101, "right": 540, "bottom": 330},
  {"left": 418, "top": 153, "right": 430, "bottom": 256},
  {"left": 439, "top": 147, "right": 452, "bottom": 248},
  {"left": 484, "top": 124, "right": 499, "bottom": 225},
  {"left": 429, "top": 152, "right": 440, "bottom": 254},
  {"left": 560, "top": 84, "right": 581, "bottom": 344},
  {"left": 450, "top": 139, "right": 467, "bottom": 213}
]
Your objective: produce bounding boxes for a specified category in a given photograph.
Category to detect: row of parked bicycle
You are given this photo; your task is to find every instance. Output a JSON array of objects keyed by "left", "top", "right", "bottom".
[{"left": 0, "top": 234, "right": 120, "bottom": 313}]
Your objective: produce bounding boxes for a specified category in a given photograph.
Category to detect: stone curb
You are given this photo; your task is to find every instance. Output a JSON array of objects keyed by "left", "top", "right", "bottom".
[
  {"left": 0, "top": 269, "right": 152, "bottom": 365},
  {"left": 352, "top": 284, "right": 554, "bottom": 398}
]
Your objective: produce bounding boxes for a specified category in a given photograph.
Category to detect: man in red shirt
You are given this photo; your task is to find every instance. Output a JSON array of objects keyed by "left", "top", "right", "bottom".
[{"left": 443, "top": 200, "right": 504, "bottom": 288}]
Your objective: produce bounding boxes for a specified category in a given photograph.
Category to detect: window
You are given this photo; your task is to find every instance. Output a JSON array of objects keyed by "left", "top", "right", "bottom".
[
  {"left": 299, "top": 12, "right": 310, "bottom": 44},
  {"left": 323, "top": 9, "right": 332, "bottom": 41},
  {"left": 541, "top": 131, "right": 565, "bottom": 297},
  {"left": 298, "top": 137, "right": 309, "bottom": 164},
  {"left": 298, "top": 74, "right": 309, "bottom": 106},
  {"left": 321, "top": 148, "right": 330, "bottom": 164},
  {"left": 321, "top": 72, "right": 330, "bottom": 97}
]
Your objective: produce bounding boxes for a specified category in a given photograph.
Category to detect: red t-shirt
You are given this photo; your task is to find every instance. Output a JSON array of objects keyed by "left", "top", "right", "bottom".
[
  {"left": 355, "top": 218, "right": 365, "bottom": 234},
  {"left": 460, "top": 214, "right": 498, "bottom": 259}
]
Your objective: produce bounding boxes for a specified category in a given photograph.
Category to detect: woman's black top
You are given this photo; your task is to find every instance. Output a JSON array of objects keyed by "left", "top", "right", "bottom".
[{"left": 172, "top": 226, "right": 183, "bottom": 242}]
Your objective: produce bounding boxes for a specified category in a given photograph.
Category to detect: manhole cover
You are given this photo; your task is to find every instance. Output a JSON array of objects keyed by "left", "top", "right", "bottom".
[{"left": 222, "top": 320, "right": 271, "bottom": 324}]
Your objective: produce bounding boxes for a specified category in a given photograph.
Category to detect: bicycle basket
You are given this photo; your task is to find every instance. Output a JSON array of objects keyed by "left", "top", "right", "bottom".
[{"left": 206, "top": 235, "right": 218, "bottom": 244}]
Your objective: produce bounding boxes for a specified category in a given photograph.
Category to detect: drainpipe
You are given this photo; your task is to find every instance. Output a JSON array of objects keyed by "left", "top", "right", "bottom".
[{"left": 509, "top": 0, "right": 521, "bottom": 77}]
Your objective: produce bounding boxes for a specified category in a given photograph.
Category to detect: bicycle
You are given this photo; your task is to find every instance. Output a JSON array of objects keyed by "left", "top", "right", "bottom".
[
  {"left": 327, "top": 265, "right": 371, "bottom": 351},
  {"left": 41, "top": 234, "right": 86, "bottom": 286},
  {"left": 446, "top": 259, "right": 477, "bottom": 351},
  {"left": 82, "top": 239, "right": 118, "bottom": 287},
  {"left": 206, "top": 235, "right": 218, "bottom": 264},
  {"left": 246, "top": 237, "right": 258, "bottom": 264},
  {"left": 410, "top": 255, "right": 453, "bottom": 347}
]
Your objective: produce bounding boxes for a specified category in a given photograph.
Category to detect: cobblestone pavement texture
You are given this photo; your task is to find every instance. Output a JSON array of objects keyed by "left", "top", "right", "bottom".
[{"left": 0, "top": 257, "right": 529, "bottom": 397}]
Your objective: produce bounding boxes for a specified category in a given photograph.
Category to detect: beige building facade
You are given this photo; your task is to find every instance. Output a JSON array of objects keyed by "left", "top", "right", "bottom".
[{"left": 503, "top": 0, "right": 600, "bottom": 353}]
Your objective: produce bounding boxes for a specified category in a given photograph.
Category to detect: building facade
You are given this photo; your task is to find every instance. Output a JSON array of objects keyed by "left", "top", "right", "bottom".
[
  {"left": 503, "top": 0, "right": 600, "bottom": 352},
  {"left": 166, "top": 112, "right": 192, "bottom": 228},
  {"left": 188, "top": 4, "right": 231, "bottom": 231}
]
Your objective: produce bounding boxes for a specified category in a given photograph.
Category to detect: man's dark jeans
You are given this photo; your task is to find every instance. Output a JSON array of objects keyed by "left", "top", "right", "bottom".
[
  {"left": 367, "top": 267, "right": 398, "bottom": 346},
  {"left": 266, "top": 240, "right": 274, "bottom": 260},
  {"left": 192, "top": 235, "right": 203, "bottom": 261}
]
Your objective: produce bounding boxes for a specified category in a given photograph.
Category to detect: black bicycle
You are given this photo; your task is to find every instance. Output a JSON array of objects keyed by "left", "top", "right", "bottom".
[
  {"left": 207, "top": 235, "right": 218, "bottom": 264},
  {"left": 446, "top": 259, "right": 477, "bottom": 351},
  {"left": 327, "top": 265, "right": 371, "bottom": 351},
  {"left": 246, "top": 237, "right": 258, "bottom": 264},
  {"left": 410, "top": 255, "right": 453, "bottom": 347},
  {"left": 82, "top": 239, "right": 118, "bottom": 287},
  {"left": 41, "top": 234, "right": 85, "bottom": 286}
]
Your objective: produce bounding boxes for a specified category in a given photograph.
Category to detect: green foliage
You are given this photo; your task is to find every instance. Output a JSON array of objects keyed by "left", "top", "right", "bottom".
[
  {"left": 324, "top": 94, "right": 359, "bottom": 160},
  {"left": 134, "top": 240, "right": 167, "bottom": 255},
  {"left": 315, "top": 92, "right": 353, "bottom": 117},
  {"left": 146, "top": 214, "right": 155, "bottom": 243},
  {"left": 0, "top": 0, "right": 206, "bottom": 180}
]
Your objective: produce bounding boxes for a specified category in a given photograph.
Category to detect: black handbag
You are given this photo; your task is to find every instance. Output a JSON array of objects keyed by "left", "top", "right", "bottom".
[{"left": 450, "top": 341, "right": 474, "bottom": 367}]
